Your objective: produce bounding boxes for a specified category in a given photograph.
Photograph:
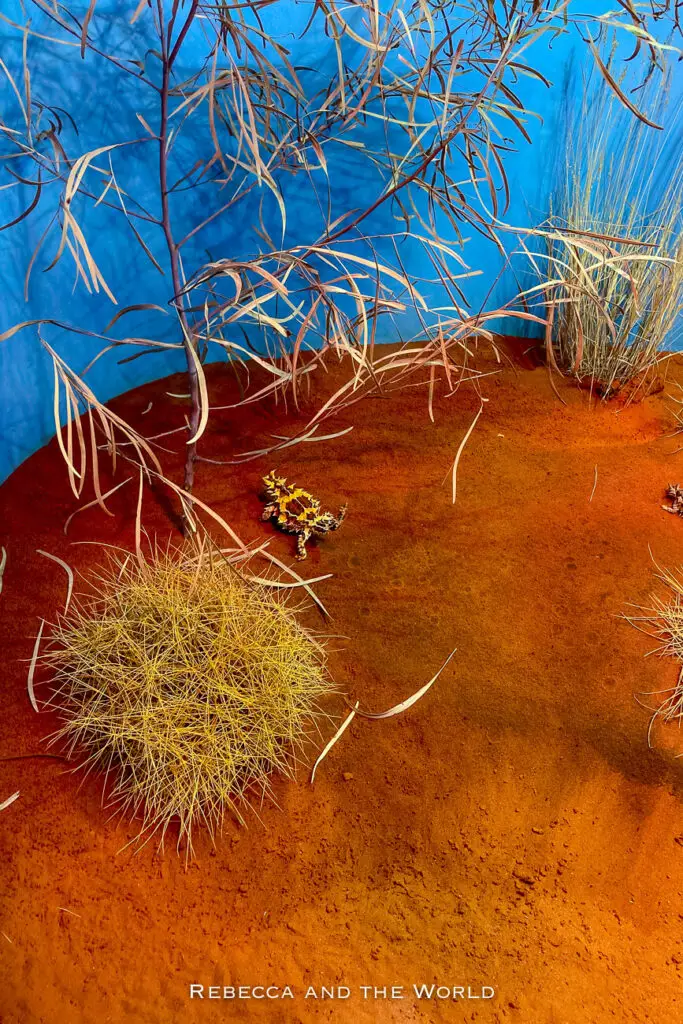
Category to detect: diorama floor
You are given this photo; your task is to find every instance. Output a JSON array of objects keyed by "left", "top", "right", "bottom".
[{"left": 2, "top": 342, "right": 683, "bottom": 1024}]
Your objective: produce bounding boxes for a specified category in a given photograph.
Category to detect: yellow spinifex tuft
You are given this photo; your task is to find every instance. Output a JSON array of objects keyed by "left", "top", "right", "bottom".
[{"left": 43, "top": 545, "right": 333, "bottom": 854}]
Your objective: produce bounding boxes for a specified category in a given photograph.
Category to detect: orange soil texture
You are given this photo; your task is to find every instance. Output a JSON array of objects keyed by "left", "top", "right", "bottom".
[{"left": 2, "top": 341, "right": 683, "bottom": 1024}]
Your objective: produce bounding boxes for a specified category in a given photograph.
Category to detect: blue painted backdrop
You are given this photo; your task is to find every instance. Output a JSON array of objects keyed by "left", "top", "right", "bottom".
[{"left": 0, "top": 1, "right": 680, "bottom": 482}]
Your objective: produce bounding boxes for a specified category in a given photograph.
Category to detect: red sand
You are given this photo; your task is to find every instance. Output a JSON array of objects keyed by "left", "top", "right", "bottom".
[{"left": 2, "top": 342, "right": 683, "bottom": 1024}]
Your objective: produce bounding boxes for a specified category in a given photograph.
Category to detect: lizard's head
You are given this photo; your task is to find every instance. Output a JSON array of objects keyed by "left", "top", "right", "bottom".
[{"left": 262, "top": 470, "right": 286, "bottom": 497}]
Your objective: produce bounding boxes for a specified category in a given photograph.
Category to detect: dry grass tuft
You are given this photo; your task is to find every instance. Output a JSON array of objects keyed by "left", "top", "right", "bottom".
[
  {"left": 540, "top": 69, "right": 683, "bottom": 398},
  {"left": 42, "top": 544, "right": 333, "bottom": 853},
  {"left": 627, "top": 561, "right": 683, "bottom": 742}
]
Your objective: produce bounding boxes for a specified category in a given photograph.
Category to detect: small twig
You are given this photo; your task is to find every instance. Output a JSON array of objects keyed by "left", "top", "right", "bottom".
[{"left": 589, "top": 464, "right": 598, "bottom": 503}]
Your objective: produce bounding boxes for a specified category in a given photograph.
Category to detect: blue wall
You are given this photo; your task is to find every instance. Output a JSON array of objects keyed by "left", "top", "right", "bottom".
[{"left": 0, "top": 1, "right": 680, "bottom": 482}]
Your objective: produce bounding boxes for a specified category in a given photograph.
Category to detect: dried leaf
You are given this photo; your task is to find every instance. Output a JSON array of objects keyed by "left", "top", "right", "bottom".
[
  {"left": 27, "top": 619, "right": 45, "bottom": 713},
  {"left": 310, "top": 702, "right": 359, "bottom": 784},
  {"left": 451, "top": 404, "right": 485, "bottom": 504},
  {"left": 352, "top": 648, "right": 457, "bottom": 720},
  {"left": 36, "top": 549, "right": 74, "bottom": 615},
  {"left": 0, "top": 792, "right": 20, "bottom": 812}
]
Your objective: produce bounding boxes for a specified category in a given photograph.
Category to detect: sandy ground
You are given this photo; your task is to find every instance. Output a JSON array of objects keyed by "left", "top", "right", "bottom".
[{"left": 1, "top": 341, "right": 683, "bottom": 1024}]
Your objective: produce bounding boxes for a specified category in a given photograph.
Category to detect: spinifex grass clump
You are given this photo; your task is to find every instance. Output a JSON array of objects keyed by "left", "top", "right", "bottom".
[{"left": 43, "top": 546, "right": 332, "bottom": 852}]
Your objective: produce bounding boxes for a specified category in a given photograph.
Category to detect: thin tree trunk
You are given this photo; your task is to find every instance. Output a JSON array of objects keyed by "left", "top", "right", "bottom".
[{"left": 157, "top": 0, "right": 200, "bottom": 494}]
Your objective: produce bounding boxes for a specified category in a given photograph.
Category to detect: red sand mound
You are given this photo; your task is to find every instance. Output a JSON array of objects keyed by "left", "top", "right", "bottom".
[{"left": 2, "top": 342, "right": 683, "bottom": 1024}]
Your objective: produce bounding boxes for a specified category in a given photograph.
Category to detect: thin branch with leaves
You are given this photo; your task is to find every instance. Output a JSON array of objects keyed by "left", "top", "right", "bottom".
[{"left": 1, "top": 0, "right": 681, "bottom": 536}]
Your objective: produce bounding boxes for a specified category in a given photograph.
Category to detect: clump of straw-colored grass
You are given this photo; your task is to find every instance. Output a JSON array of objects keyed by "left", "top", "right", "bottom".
[
  {"left": 627, "top": 561, "right": 683, "bottom": 744},
  {"left": 540, "top": 68, "right": 683, "bottom": 398},
  {"left": 42, "top": 545, "right": 333, "bottom": 852}
]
